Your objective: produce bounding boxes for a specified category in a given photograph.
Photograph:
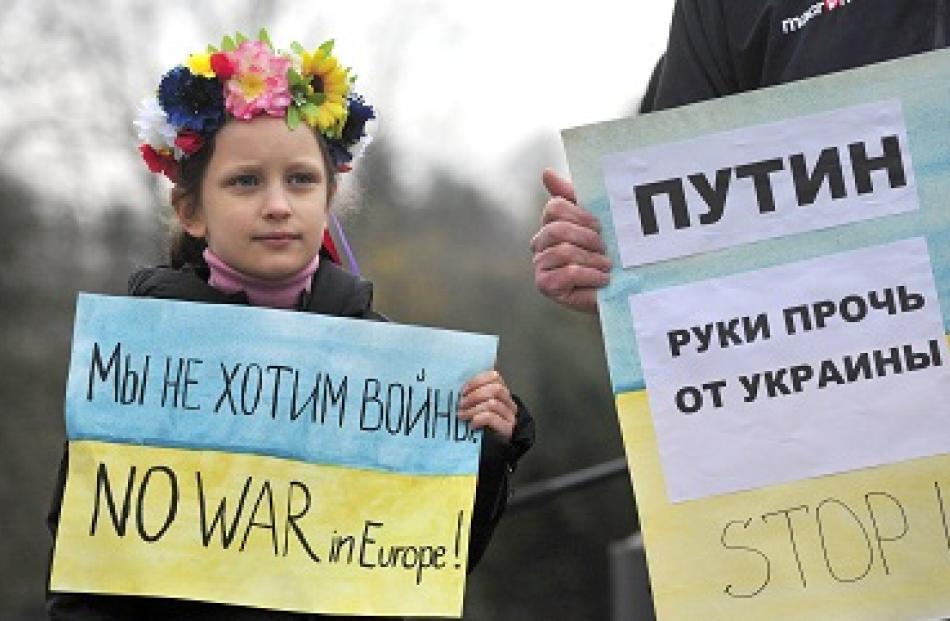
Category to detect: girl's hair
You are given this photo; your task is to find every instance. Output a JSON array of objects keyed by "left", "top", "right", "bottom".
[{"left": 168, "top": 124, "right": 339, "bottom": 268}]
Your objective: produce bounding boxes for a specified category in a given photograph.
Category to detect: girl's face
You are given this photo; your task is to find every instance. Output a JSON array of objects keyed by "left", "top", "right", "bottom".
[{"left": 178, "top": 116, "right": 333, "bottom": 281}]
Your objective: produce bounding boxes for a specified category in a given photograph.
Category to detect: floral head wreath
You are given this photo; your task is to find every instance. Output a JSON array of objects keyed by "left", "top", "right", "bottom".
[{"left": 134, "top": 29, "right": 375, "bottom": 182}]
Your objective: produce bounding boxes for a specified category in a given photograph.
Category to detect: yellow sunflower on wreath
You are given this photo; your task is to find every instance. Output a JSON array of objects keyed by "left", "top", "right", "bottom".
[{"left": 288, "top": 40, "right": 351, "bottom": 136}]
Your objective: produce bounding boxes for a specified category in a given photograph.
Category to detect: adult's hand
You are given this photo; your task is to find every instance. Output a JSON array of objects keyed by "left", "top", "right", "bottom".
[{"left": 530, "top": 168, "right": 611, "bottom": 314}]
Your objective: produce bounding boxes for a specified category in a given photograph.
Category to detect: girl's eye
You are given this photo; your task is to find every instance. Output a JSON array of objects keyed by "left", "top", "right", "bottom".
[
  {"left": 288, "top": 172, "right": 318, "bottom": 186},
  {"left": 227, "top": 174, "right": 259, "bottom": 187}
]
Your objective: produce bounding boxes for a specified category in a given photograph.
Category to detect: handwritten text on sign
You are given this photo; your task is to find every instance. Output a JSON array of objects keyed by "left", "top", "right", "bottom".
[
  {"left": 65, "top": 295, "right": 495, "bottom": 475},
  {"left": 50, "top": 294, "right": 498, "bottom": 617}
]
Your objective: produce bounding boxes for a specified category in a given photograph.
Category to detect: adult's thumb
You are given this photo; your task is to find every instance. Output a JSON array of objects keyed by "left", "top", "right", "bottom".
[{"left": 542, "top": 168, "right": 577, "bottom": 203}]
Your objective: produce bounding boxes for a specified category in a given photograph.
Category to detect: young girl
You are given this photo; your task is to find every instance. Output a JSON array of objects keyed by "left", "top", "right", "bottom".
[{"left": 47, "top": 30, "right": 533, "bottom": 619}]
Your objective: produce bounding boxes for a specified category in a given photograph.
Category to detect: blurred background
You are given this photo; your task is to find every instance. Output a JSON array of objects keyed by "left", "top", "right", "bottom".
[{"left": 0, "top": 1, "right": 673, "bottom": 618}]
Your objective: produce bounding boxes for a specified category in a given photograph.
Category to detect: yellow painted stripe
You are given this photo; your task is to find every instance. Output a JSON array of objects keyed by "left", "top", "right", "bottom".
[
  {"left": 50, "top": 441, "right": 476, "bottom": 617},
  {"left": 616, "top": 387, "right": 950, "bottom": 621}
]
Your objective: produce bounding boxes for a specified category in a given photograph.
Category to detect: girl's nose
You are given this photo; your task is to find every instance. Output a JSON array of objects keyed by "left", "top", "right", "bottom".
[{"left": 262, "top": 188, "right": 293, "bottom": 220}]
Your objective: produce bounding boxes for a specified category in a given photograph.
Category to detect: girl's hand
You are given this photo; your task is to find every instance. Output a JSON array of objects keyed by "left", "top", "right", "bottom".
[{"left": 458, "top": 370, "right": 517, "bottom": 442}]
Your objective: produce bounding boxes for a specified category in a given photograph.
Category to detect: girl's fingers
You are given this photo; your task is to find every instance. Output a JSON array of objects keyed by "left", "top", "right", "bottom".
[
  {"left": 458, "top": 396, "right": 516, "bottom": 422},
  {"left": 461, "top": 370, "right": 500, "bottom": 394},
  {"left": 460, "top": 377, "right": 516, "bottom": 413},
  {"left": 459, "top": 372, "right": 517, "bottom": 441},
  {"left": 467, "top": 408, "right": 515, "bottom": 441}
]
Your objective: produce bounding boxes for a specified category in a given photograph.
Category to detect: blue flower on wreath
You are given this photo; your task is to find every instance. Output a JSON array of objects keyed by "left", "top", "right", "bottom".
[
  {"left": 327, "top": 95, "right": 375, "bottom": 169},
  {"left": 340, "top": 94, "right": 375, "bottom": 145},
  {"left": 157, "top": 66, "right": 226, "bottom": 134},
  {"left": 326, "top": 138, "right": 353, "bottom": 168}
]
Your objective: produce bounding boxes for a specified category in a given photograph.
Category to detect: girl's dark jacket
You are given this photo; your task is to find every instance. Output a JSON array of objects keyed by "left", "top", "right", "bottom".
[{"left": 46, "top": 260, "right": 535, "bottom": 620}]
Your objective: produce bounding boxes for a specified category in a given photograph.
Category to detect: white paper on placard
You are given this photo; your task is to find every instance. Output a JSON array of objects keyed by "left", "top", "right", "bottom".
[
  {"left": 629, "top": 237, "right": 950, "bottom": 503},
  {"left": 604, "top": 100, "right": 918, "bottom": 267}
]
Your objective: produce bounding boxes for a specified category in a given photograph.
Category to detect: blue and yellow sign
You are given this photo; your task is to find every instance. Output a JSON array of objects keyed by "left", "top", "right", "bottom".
[
  {"left": 565, "top": 49, "right": 950, "bottom": 620},
  {"left": 50, "top": 294, "right": 496, "bottom": 617}
]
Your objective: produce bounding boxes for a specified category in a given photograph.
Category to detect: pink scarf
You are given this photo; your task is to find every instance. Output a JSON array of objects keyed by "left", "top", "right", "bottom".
[{"left": 203, "top": 248, "right": 319, "bottom": 309}]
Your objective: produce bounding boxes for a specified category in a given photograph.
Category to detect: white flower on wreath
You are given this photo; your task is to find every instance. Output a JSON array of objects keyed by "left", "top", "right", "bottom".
[{"left": 133, "top": 97, "right": 179, "bottom": 155}]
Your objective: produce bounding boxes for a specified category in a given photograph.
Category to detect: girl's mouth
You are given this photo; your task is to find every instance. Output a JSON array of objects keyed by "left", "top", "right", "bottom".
[
  {"left": 253, "top": 232, "right": 301, "bottom": 240},
  {"left": 253, "top": 232, "right": 302, "bottom": 247}
]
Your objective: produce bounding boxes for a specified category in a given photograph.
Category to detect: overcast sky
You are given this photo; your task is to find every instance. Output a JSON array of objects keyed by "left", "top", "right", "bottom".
[
  {"left": 5, "top": 0, "right": 676, "bottom": 218},
  {"left": 274, "top": 1, "right": 677, "bottom": 211}
]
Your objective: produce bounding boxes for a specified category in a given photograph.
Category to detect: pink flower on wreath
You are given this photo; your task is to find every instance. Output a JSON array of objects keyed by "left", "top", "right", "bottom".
[{"left": 223, "top": 40, "right": 292, "bottom": 119}]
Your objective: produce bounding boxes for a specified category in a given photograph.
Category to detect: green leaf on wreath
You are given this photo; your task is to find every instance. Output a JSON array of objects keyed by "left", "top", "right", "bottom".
[{"left": 287, "top": 105, "right": 301, "bottom": 130}]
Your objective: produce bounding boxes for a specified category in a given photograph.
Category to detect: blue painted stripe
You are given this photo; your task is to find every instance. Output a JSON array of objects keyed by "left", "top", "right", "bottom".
[{"left": 65, "top": 294, "right": 496, "bottom": 476}]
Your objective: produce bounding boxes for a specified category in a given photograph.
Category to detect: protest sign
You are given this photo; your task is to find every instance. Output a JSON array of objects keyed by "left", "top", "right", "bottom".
[
  {"left": 563, "top": 49, "right": 950, "bottom": 620},
  {"left": 49, "top": 293, "right": 496, "bottom": 617}
]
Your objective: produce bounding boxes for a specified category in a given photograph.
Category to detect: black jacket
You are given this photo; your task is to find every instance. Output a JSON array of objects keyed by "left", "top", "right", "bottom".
[
  {"left": 46, "top": 261, "right": 534, "bottom": 620},
  {"left": 645, "top": 0, "right": 950, "bottom": 112}
]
